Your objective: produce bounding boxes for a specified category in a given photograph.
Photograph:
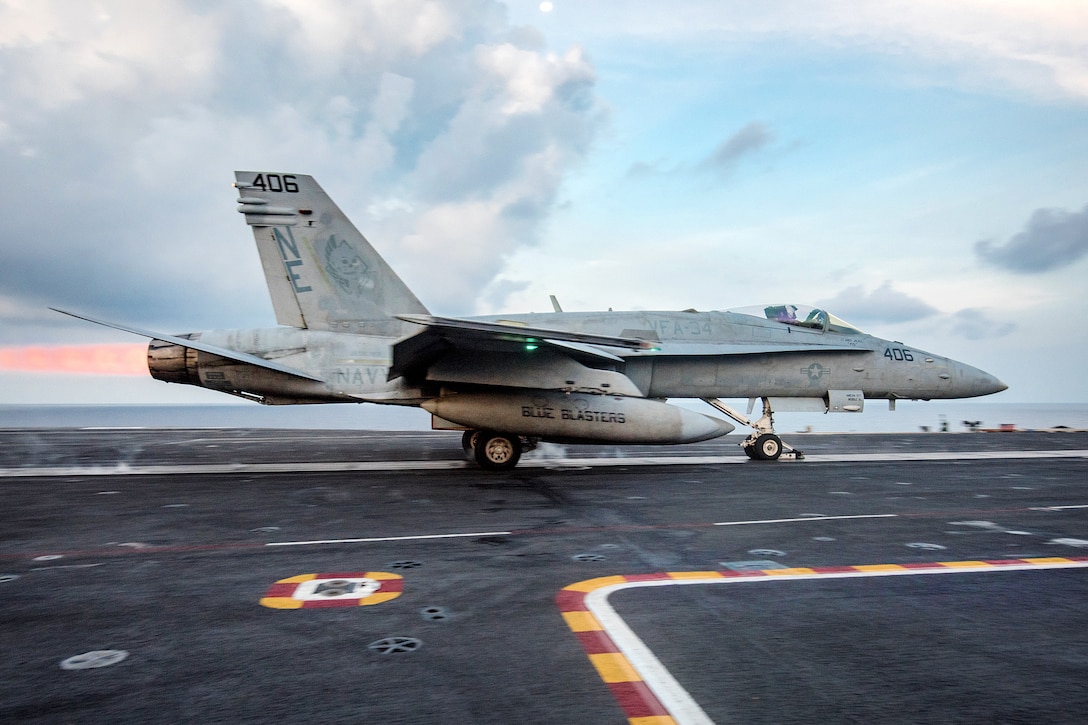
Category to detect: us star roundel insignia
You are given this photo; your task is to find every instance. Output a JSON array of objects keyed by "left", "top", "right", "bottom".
[{"left": 801, "top": 362, "right": 830, "bottom": 381}]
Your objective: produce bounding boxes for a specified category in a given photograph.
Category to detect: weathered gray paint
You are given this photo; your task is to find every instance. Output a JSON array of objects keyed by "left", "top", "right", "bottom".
[{"left": 68, "top": 172, "right": 1007, "bottom": 452}]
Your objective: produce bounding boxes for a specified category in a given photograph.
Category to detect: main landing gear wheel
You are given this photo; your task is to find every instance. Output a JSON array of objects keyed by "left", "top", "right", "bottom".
[
  {"left": 473, "top": 431, "right": 522, "bottom": 471},
  {"left": 749, "top": 433, "right": 783, "bottom": 461},
  {"left": 461, "top": 430, "right": 480, "bottom": 461}
]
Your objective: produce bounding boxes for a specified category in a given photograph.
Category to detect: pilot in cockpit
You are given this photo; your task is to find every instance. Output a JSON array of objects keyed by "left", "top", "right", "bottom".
[{"left": 774, "top": 305, "right": 798, "bottom": 322}]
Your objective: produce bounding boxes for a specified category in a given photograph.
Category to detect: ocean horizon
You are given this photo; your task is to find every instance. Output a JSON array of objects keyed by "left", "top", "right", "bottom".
[{"left": 1, "top": 401, "right": 1086, "bottom": 434}]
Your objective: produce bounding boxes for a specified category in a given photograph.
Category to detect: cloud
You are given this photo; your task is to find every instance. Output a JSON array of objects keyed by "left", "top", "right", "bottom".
[
  {"left": 562, "top": 1, "right": 1088, "bottom": 104},
  {"left": 0, "top": 0, "right": 604, "bottom": 339},
  {"left": 626, "top": 121, "right": 773, "bottom": 179},
  {"left": 949, "top": 308, "right": 1016, "bottom": 340},
  {"left": 817, "top": 284, "right": 1016, "bottom": 342},
  {"left": 975, "top": 203, "right": 1088, "bottom": 273},
  {"left": 480, "top": 278, "right": 532, "bottom": 310},
  {"left": 0, "top": 0, "right": 221, "bottom": 110},
  {"left": 816, "top": 282, "right": 939, "bottom": 325},
  {"left": 817, "top": 284, "right": 1017, "bottom": 341},
  {"left": 698, "top": 122, "right": 774, "bottom": 174}
]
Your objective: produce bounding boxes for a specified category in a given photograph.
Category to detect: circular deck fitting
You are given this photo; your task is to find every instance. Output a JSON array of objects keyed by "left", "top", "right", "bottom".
[
  {"left": 368, "top": 637, "right": 422, "bottom": 655},
  {"left": 420, "top": 607, "right": 450, "bottom": 621},
  {"left": 388, "top": 560, "right": 423, "bottom": 570}
]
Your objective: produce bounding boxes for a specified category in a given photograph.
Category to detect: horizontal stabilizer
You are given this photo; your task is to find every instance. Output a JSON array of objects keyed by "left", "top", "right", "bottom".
[{"left": 51, "top": 309, "right": 324, "bottom": 382}]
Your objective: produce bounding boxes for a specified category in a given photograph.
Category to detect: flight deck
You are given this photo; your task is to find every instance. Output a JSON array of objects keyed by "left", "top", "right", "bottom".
[{"left": 2, "top": 430, "right": 1087, "bottom": 723}]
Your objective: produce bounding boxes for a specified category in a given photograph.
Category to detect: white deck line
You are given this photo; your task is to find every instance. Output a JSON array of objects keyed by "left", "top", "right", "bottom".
[
  {"left": 713, "top": 513, "right": 898, "bottom": 526},
  {"left": 265, "top": 531, "right": 513, "bottom": 547},
  {"left": 1, "top": 449, "right": 1085, "bottom": 478},
  {"left": 583, "top": 560, "right": 1088, "bottom": 725}
]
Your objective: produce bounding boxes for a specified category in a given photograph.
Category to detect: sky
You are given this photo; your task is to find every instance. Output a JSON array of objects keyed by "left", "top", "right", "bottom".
[{"left": 1, "top": 0, "right": 1087, "bottom": 405}]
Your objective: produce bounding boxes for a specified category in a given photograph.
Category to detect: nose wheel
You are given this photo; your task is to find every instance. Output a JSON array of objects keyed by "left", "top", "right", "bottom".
[{"left": 746, "top": 433, "right": 783, "bottom": 460}]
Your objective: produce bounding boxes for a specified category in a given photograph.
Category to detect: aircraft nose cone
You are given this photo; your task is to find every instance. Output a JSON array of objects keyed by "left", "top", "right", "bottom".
[{"left": 956, "top": 363, "right": 1008, "bottom": 398}]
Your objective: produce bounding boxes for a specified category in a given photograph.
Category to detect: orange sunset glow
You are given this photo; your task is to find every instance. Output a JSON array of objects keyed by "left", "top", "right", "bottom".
[{"left": 0, "top": 344, "right": 148, "bottom": 376}]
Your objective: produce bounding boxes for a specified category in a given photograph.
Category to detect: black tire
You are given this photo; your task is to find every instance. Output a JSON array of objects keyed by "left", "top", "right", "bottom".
[
  {"left": 473, "top": 431, "right": 522, "bottom": 471},
  {"left": 459, "top": 428, "right": 476, "bottom": 452},
  {"left": 752, "top": 434, "right": 782, "bottom": 461},
  {"left": 461, "top": 430, "right": 479, "bottom": 460},
  {"left": 742, "top": 444, "right": 759, "bottom": 459}
]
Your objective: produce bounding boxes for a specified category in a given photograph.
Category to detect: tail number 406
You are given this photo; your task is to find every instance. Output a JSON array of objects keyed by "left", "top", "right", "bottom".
[
  {"left": 884, "top": 347, "right": 914, "bottom": 361},
  {"left": 250, "top": 174, "right": 299, "bottom": 193}
]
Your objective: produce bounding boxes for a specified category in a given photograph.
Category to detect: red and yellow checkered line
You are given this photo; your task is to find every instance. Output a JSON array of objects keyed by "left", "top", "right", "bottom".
[
  {"left": 556, "top": 557, "right": 1088, "bottom": 725},
  {"left": 260, "top": 571, "right": 403, "bottom": 609}
]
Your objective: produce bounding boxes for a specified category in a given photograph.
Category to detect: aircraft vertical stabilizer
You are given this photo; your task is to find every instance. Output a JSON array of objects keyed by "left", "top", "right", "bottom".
[{"left": 234, "top": 171, "right": 428, "bottom": 334}]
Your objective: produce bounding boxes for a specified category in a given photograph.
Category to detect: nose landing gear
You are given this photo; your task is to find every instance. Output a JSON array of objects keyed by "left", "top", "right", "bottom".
[{"left": 702, "top": 397, "right": 804, "bottom": 461}]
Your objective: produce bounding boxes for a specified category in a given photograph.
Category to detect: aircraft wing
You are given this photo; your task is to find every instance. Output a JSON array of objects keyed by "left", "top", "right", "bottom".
[
  {"left": 395, "top": 315, "right": 649, "bottom": 350},
  {"left": 390, "top": 314, "right": 650, "bottom": 395},
  {"left": 51, "top": 309, "right": 325, "bottom": 382},
  {"left": 390, "top": 314, "right": 649, "bottom": 380}
]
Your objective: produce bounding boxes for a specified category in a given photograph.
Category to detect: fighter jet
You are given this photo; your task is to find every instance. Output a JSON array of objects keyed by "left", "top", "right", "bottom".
[{"left": 56, "top": 172, "right": 1007, "bottom": 470}]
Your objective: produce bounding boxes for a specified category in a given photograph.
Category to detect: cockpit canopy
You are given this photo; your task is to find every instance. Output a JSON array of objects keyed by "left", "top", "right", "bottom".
[{"left": 729, "top": 304, "right": 864, "bottom": 334}]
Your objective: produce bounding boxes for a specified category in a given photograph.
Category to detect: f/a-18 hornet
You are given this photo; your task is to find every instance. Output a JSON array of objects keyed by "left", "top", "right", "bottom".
[{"left": 58, "top": 172, "right": 1007, "bottom": 469}]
